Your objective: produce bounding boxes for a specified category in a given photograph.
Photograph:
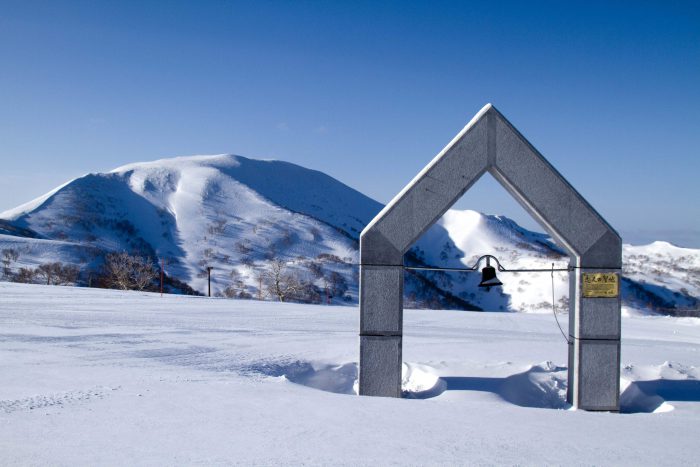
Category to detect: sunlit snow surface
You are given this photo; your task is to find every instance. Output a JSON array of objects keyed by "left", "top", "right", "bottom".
[
  {"left": 0, "top": 154, "right": 697, "bottom": 312},
  {"left": 1, "top": 282, "right": 699, "bottom": 465}
]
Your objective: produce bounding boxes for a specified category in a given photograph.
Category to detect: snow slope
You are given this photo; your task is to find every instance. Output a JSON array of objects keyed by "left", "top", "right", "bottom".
[
  {"left": 0, "top": 154, "right": 697, "bottom": 313},
  {"left": 0, "top": 155, "right": 382, "bottom": 299},
  {"left": 411, "top": 209, "right": 568, "bottom": 312},
  {"left": 623, "top": 241, "right": 700, "bottom": 313},
  {"left": 411, "top": 210, "right": 699, "bottom": 314},
  {"left": 1, "top": 282, "right": 699, "bottom": 465}
]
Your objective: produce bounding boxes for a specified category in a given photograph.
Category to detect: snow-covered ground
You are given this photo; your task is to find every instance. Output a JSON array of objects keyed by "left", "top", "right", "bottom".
[{"left": 1, "top": 282, "right": 699, "bottom": 465}]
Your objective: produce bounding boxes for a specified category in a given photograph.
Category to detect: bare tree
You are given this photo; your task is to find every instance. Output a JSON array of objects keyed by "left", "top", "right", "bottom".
[
  {"left": 104, "top": 252, "right": 157, "bottom": 291},
  {"left": 14, "top": 267, "right": 36, "bottom": 283},
  {"left": 55, "top": 264, "right": 79, "bottom": 285},
  {"left": 304, "top": 259, "right": 348, "bottom": 304},
  {"left": 263, "top": 259, "right": 302, "bottom": 302},
  {"left": 104, "top": 253, "right": 132, "bottom": 290},
  {"left": 35, "top": 263, "right": 55, "bottom": 285},
  {"left": 35, "top": 263, "right": 58, "bottom": 285},
  {"left": 35, "top": 262, "right": 80, "bottom": 285},
  {"left": 297, "top": 281, "right": 322, "bottom": 304},
  {"left": 329, "top": 271, "right": 348, "bottom": 299},
  {"left": 254, "top": 270, "right": 264, "bottom": 300},
  {"left": 1, "top": 248, "right": 19, "bottom": 278}
]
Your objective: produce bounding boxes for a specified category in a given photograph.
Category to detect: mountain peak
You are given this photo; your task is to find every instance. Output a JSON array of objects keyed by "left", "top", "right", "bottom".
[{"left": 109, "top": 153, "right": 242, "bottom": 175}]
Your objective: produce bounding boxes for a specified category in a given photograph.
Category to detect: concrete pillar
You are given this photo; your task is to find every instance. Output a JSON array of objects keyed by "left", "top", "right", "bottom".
[
  {"left": 359, "top": 263, "right": 403, "bottom": 397},
  {"left": 568, "top": 261, "right": 622, "bottom": 409}
]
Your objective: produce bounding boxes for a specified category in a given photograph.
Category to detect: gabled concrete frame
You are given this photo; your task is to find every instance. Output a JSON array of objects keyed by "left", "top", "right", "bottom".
[{"left": 359, "top": 104, "right": 622, "bottom": 411}]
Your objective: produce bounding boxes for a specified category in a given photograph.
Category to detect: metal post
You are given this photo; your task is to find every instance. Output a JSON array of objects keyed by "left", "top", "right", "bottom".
[
  {"left": 207, "top": 266, "right": 213, "bottom": 297},
  {"left": 160, "top": 258, "right": 165, "bottom": 297}
]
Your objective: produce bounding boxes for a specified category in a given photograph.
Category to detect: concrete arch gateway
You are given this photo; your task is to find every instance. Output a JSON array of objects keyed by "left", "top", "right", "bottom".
[{"left": 359, "top": 104, "right": 622, "bottom": 411}]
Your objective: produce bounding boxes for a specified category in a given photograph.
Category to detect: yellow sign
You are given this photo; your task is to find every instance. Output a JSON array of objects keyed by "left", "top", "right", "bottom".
[{"left": 582, "top": 273, "right": 619, "bottom": 298}]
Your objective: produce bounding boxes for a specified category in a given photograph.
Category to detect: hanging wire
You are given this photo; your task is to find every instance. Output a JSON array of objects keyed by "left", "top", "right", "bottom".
[
  {"left": 406, "top": 256, "right": 577, "bottom": 344},
  {"left": 550, "top": 262, "right": 572, "bottom": 344},
  {"left": 409, "top": 259, "right": 574, "bottom": 344},
  {"left": 403, "top": 254, "right": 571, "bottom": 273}
]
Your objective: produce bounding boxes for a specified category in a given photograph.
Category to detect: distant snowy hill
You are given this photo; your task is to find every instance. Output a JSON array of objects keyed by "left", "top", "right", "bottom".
[
  {"left": 622, "top": 241, "right": 700, "bottom": 314},
  {"left": 0, "top": 154, "right": 697, "bottom": 314},
  {"left": 411, "top": 211, "right": 699, "bottom": 314},
  {"left": 410, "top": 210, "right": 568, "bottom": 312}
]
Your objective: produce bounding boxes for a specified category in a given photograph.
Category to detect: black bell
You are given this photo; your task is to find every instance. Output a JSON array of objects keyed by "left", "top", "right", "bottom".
[{"left": 478, "top": 258, "right": 503, "bottom": 290}]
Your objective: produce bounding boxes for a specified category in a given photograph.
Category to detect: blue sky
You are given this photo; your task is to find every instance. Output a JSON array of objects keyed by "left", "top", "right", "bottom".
[{"left": 1, "top": 1, "right": 698, "bottom": 246}]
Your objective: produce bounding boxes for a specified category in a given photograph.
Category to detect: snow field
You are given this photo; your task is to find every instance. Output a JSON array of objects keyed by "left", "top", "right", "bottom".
[{"left": 1, "top": 282, "right": 699, "bottom": 465}]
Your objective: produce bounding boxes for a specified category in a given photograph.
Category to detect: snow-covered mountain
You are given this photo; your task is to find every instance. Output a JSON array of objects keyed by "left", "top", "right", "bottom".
[
  {"left": 622, "top": 241, "right": 700, "bottom": 314},
  {"left": 411, "top": 212, "right": 699, "bottom": 314},
  {"left": 0, "top": 154, "right": 697, "bottom": 314},
  {"left": 0, "top": 154, "right": 382, "bottom": 301},
  {"left": 409, "top": 210, "right": 568, "bottom": 312}
]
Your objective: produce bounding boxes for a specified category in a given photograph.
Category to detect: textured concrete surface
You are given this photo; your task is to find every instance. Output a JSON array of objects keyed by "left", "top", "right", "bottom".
[
  {"left": 362, "top": 107, "right": 490, "bottom": 256},
  {"left": 569, "top": 270, "right": 622, "bottom": 340},
  {"left": 360, "top": 229, "right": 403, "bottom": 266},
  {"left": 359, "top": 103, "right": 622, "bottom": 410},
  {"left": 581, "top": 230, "right": 623, "bottom": 269},
  {"left": 359, "top": 336, "right": 402, "bottom": 397},
  {"left": 578, "top": 297, "right": 622, "bottom": 339},
  {"left": 492, "top": 115, "right": 607, "bottom": 261},
  {"left": 360, "top": 266, "right": 403, "bottom": 335},
  {"left": 577, "top": 339, "right": 621, "bottom": 410}
]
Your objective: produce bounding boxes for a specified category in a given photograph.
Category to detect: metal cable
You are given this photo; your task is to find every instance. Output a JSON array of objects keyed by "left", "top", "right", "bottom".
[
  {"left": 404, "top": 265, "right": 571, "bottom": 273},
  {"left": 551, "top": 262, "right": 572, "bottom": 344}
]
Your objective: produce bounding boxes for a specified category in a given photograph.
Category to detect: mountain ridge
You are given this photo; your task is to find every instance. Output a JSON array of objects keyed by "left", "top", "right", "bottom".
[{"left": 0, "top": 154, "right": 697, "bottom": 314}]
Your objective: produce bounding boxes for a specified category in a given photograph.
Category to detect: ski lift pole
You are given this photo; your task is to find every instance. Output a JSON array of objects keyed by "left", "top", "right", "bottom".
[
  {"left": 160, "top": 258, "right": 166, "bottom": 297},
  {"left": 207, "top": 266, "right": 213, "bottom": 297}
]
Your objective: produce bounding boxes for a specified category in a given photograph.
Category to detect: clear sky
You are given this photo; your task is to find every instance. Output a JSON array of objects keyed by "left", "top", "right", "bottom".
[{"left": 1, "top": 1, "right": 698, "bottom": 247}]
